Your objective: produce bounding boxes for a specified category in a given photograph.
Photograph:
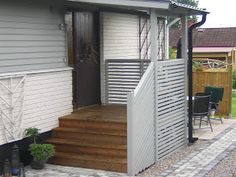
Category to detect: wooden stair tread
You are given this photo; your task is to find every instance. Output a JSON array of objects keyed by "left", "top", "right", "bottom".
[
  {"left": 47, "top": 138, "right": 127, "bottom": 149},
  {"left": 54, "top": 152, "right": 127, "bottom": 164},
  {"left": 60, "top": 115, "right": 126, "bottom": 123},
  {"left": 75, "top": 105, "right": 126, "bottom": 112},
  {"left": 50, "top": 105, "right": 127, "bottom": 172},
  {"left": 56, "top": 127, "right": 126, "bottom": 134},
  {"left": 53, "top": 127, "right": 127, "bottom": 136}
]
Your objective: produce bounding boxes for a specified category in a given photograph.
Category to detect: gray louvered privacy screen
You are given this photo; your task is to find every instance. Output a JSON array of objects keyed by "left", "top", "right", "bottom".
[
  {"left": 127, "top": 59, "right": 187, "bottom": 175},
  {"left": 156, "top": 59, "right": 187, "bottom": 159},
  {"left": 105, "top": 59, "right": 150, "bottom": 104}
]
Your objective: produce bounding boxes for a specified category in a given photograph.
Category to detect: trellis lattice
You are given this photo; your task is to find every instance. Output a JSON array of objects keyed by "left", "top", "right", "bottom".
[
  {"left": 157, "top": 17, "right": 166, "bottom": 60},
  {"left": 0, "top": 75, "right": 26, "bottom": 142},
  {"left": 138, "top": 17, "right": 167, "bottom": 61},
  {"left": 193, "top": 58, "right": 230, "bottom": 69}
]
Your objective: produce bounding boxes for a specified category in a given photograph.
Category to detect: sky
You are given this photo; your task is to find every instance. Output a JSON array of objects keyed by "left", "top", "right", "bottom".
[{"left": 198, "top": 0, "right": 236, "bottom": 28}]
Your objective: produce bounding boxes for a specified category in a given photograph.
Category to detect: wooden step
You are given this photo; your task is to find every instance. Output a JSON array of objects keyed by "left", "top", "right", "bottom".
[
  {"left": 49, "top": 152, "right": 127, "bottom": 173},
  {"left": 47, "top": 138, "right": 127, "bottom": 158},
  {"left": 59, "top": 116, "right": 127, "bottom": 133},
  {"left": 52, "top": 127, "right": 127, "bottom": 145},
  {"left": 49, "top": 105, "right": 128, "bottom": 172}
]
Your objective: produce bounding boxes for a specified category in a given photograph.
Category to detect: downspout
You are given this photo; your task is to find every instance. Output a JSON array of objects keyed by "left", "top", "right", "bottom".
[{"left": 188, "top": 13, "right": 207, "bottom": 144}]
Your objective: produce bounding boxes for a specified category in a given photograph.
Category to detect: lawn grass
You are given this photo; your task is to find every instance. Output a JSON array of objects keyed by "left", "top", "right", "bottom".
[{"left": 232, "top": 93, "right": 236, "bottom": 117}]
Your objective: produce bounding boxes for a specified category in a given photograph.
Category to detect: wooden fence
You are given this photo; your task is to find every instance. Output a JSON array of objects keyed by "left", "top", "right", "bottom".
[{"left": 193, "top": 66, "right": 233, "bottom": 117}]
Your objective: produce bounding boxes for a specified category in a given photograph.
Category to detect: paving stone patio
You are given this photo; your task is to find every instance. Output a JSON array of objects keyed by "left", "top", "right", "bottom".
[
  {"left": 159, "top": 122, "right": 236, "bottom": 177},
  {"left": 194, "top": 118, "right": 236, "bottom": 140},
  {"left": 25, "top": 165, "right": 128, "bottom": 177}
]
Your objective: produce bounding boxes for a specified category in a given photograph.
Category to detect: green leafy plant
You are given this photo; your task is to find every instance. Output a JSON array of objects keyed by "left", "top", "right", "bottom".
[
  {"left": 169, "top": 47, "right": 176, "bottom": 59},
  {"left": 25, "top": 128, "right": 39, "bottom": 144},
  {"left": 25, "top": 127, "right": 55, "bottom": 169},
  {"left": 233, "top": 69, "right": 236, "bottom": 89},
  {"left": 29, "top": 144, "right": 55, "bottom": 161}
]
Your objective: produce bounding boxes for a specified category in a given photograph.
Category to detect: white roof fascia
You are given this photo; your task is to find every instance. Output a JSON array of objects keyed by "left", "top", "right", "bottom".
[
  {"left": 170, "top": 1, "right": 208, "bottom": 14},
  {"left": 67, "top": 0, "right": 170, "bottom": 10}
]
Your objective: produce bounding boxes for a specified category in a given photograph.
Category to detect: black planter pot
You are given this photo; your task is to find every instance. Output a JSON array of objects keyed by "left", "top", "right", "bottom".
[{"left": 30, "top": 159, "right": 47, "bottom": 170}]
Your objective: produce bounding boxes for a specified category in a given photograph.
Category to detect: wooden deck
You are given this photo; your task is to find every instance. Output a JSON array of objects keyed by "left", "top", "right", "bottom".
[
  {"left": 70, "top": 105, "right": 126, "bottom": 122},
  {"left": 47, "top": 105, "right": 127, "bottom": 173}
]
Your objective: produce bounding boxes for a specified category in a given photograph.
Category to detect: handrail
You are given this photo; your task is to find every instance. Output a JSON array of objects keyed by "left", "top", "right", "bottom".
[
  {"left": 133, "top": 62, "right": 154, "bottom": 96},
  {"left": 106, "top": 59, "right": 150, "bottom": 63}
]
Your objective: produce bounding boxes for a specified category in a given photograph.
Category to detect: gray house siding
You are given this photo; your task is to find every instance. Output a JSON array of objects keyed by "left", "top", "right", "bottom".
[
  {"left": 100, "top": 12, "right": 140, "bottom": 104},
  {"left": 0, "top": 0, "right": 66, "bottom": 73}
]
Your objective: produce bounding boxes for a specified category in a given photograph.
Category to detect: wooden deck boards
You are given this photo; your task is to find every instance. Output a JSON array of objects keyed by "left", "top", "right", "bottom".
[{"left": 61, "top": 105, "right": 127, "bottom": 122}]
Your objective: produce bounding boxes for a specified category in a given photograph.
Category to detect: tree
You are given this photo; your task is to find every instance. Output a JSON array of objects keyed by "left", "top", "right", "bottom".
[{"left": 170, "top": 0, "right": 199, "bottom": 28}]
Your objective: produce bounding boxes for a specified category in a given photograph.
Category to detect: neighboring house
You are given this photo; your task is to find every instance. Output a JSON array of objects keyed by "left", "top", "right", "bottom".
[
  {"left": 170, "top": 27, "right": 235, "bottom": 117},
  {"left": 0, "top": 0, "right": 207, "bottom": 175},
  {"left": 170, "top": 27, "right": 236, "bottom": 65}
]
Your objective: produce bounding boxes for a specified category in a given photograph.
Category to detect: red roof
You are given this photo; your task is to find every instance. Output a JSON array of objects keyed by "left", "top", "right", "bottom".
[{"left": 170, "top": 27, "right": 236, "bottom": 47}]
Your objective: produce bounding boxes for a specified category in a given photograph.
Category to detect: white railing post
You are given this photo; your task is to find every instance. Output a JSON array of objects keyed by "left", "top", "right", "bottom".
[
  {"left": 127, "top": 91, "right": 134, "bottom": 176},
  {"left": 181, "top": 15, "right": 189, "bottom": 144},
  {"left": 150, "top": 9, "right": 158, "bottom": 63},
  {"left": 150, "top": 9, "right": 158, "bottom": 161}
]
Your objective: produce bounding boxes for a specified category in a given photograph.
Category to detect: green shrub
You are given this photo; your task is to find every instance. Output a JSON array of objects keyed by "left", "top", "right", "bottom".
[
  {"left": 25, "top": 128, "right": 39, "bottom": 144},
  {"left": 29, "top": 144, "right": 55, "bottom": 161},
  {"left": 233, "top": 70, "right": 236, "bottom": 89},
  {"left": 169, "top": 47, "right": 176, "bottom": 59},
  {"left": 25, "top": 127, "right": 55, "bottom": 163}
]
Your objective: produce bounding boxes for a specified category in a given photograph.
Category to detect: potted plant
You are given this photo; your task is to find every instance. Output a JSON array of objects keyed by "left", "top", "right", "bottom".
[{"left": 25, "top": 128, "right": 55, "bottom": 170}]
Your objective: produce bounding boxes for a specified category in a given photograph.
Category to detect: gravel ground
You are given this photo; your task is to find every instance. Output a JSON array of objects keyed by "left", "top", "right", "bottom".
[
  {"left": 138, "top": 140, "right": 207, "bottom": 177},
  {"left": 206, "top": 147, "right": 236, "bottom": 177},
  {"left": 138, "top": 131, "right": 236, "bottom": 177}
]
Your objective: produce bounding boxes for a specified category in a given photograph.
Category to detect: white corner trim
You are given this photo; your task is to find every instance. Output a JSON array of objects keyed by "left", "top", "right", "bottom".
[{"left": 0, "top": 67, "right": 73, "bottom": 77}]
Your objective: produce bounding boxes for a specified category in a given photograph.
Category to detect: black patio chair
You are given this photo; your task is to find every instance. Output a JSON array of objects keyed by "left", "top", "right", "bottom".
[
  {"left": 193, "top": 93, "right": 213, "bottom": 132},
  {"left": 205, "top": 86, "right": 224, "bottom": 124}
]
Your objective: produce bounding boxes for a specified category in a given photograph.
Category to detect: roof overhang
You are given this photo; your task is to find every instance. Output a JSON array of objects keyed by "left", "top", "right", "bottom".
[
  {"left": 169, "top": 1, "right": 208, "bottom": 15},
  {"left": 193, "top": 47, "right": 235, "bottom": 53},
  {"left": 66, "top": 0, "right": 208, "bottom": 16},
  {"left": 67, "top": 0, "right": 169, "bottom": 9}
]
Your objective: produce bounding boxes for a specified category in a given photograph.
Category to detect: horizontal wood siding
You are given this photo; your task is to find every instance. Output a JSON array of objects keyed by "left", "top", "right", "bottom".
[
  {"left": 0, "top": 0, "right": 66, "bottom": 73},
  {"left": 0, "top": 69, "right": 73, "bottom": 145},
  {"left": 100, "top": 12, "right": 140, "bottom": 104}
]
